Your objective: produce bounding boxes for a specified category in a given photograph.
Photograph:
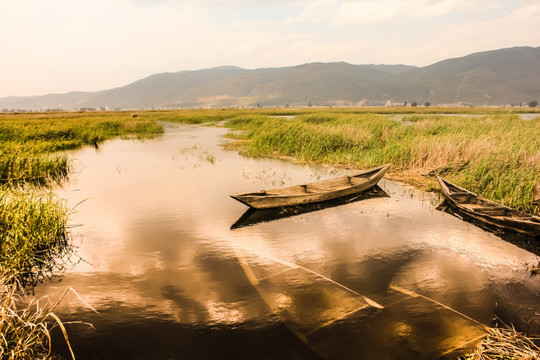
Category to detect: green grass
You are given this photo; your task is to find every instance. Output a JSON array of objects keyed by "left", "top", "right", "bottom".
[
  {"left": 0, "top": 111, "right": 165, "bottom": 186},
  {"left": 0, "top": 111, "right": 165, "bottom": 148},
  {"left": 0, "top": 188, "right": 74, "bottom": 358},
  {"left": 0, "top": 144, "right": 70, "bottom": 187},
  {"left": 225, "top": 111, "right": 540, "bottom": 213},
  {"left": 0, "top": 190, "right": 70, "bottom": 284}
]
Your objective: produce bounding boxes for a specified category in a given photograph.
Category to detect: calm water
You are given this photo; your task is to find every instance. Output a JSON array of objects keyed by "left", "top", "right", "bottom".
[{"left": 35, "top": 123, "right": 540, "bottom": 359}]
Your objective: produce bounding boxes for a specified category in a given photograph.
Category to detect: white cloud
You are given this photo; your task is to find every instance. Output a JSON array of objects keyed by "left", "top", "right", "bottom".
[
  {"left": 332, "top": 0, "right": 470, "bottom": 25},
  {"left": 333, "top": 0, "right": 405, "bottom": 24},
  {"left": 384, "top": 2, "right": 540, "bottom": 65},
  {"left": 284, "top": 0, "right": 340, "bottom": 23}
]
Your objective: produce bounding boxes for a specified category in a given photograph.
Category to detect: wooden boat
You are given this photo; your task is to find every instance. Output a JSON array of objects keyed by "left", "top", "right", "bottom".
[
  {"left": 438, "top": 177, "right": 540, "bottom": 236},
  {"left": 230, "top": 186, "right": 389, "bottom": 229},
  {"left": 231, "top": 164, "right": 391, "bottom": 209}
]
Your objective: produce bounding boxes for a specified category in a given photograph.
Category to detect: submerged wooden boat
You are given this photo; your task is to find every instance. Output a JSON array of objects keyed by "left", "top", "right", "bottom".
[
  {"left": 234, "top": 246, "right": 488, "bottom": 359},
  {"left": 438, "top": 177, "right": 540, "bottom": 236},
  {"left": 231, "top": 164, "right": 391, "bottom": 209}
]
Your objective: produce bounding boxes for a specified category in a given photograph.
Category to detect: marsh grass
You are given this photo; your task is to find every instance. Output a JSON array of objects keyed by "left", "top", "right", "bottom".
[
  {"left": 0, "top": 145, "right": 69, "bottom": 187},
  {"left": 0, "top": 189, "right": 71, "bottom": 285},
  {"left": 0, "top": 112, "right": 166, "bottom": 186},
  {"left": 225, "top": 112, "right": 540, "bottom": 213},
  {"left": 1, "top": 278, "right": 54, "bottom": 359},
  {"left": 462, "top": 322, "right": 540, "bottom": 360},
  {"left": 0, "top": 112, "right": 165, "bottom": 149},
  {"left": 0, "top": 276, "right": 94, "bottom": 360}
]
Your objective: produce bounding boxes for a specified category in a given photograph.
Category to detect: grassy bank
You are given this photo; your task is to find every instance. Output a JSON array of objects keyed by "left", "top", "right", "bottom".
[
  {"left": 0, "top": 190, "right": 70, "bottom": 283},
  {"left": 0, "top": 111, "right": 164, "bottom": 185},
  {"left": 0, "top": 111, "right": 168, "bottom": 358},
  {"left": 225, "top": 110, "right": 540, "bottom": 214}
]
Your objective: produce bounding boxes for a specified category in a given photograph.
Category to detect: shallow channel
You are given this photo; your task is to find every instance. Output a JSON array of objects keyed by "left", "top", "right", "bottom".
[{"left": 36, "top": 123, "right": 540, "bottom": 359}]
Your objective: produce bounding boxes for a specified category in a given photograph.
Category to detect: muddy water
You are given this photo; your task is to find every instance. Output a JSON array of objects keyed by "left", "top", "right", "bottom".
[{"left": 36, "top": 123, "right": 539, "bottom": 359}]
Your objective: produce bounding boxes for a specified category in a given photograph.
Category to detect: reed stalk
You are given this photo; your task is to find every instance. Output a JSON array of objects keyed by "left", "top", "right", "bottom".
[
  {"left": 0, "top": 276, "right": 84, "bottom": 360},
  {"left": 462, "top": 322, "right": 540, "bottom": 360},
  {"left": 0, "top": 189, "right": 71, "bottom": 285}
]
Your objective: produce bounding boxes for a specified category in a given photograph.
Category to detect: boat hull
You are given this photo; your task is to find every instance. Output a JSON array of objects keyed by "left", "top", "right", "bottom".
[
  {"left": 437, "top": 177, "right": 540, "bottom": 236},
  {"left": 231, "top": 164, "right": 391, "bottom": 209}
]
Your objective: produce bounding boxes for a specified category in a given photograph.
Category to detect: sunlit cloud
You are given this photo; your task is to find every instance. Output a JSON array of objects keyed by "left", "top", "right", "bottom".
[
  {"left": 333, "top": 0, "right": 405, "bottom": 24},
  {"left": 284, "top": 0, "right": 340, "bottom": 23},
  {"left": 415, "top": 2, "right": 540, "bottom": 61},
  {"left": 332, "top": 0, "right": 470, "bottom": 25}
]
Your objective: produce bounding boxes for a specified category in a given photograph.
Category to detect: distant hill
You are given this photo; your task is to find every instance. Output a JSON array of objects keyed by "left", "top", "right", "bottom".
[
  {"left": 402, "top": 47, "right": 540, "bottom": 105},
  {"left": 1, "top": 46, "right": 539, "bottom": 110}
]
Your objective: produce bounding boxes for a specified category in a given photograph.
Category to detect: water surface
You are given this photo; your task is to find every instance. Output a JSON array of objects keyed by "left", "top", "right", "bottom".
[{"left": 36, "top": 123, "right": 540, "bottom": 359}]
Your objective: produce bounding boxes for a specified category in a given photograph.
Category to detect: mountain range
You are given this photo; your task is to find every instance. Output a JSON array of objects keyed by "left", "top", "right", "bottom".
[{"left": 1, "top": 46, "right": 539, "bottom": 111}]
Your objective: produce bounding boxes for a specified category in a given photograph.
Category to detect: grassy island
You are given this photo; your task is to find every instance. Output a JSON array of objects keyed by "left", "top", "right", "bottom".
[{"left": 224, "top": 107, "right": 540, "bottom": 214}]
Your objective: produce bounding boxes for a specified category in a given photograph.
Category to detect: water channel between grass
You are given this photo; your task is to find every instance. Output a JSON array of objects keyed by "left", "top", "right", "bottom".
[{"left": 33, "top": 123, "right": 539, "bottom": 360}]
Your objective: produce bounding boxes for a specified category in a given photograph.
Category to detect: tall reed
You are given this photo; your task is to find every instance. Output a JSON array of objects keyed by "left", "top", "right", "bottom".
[
  {"left": 0, "top": 145, "right": 69, "bottom": 187},
  {"left": 226, "top": 112, "right": 540, "bottom": 213},
  {"left": 0, "top": 276, "right": 80, "bottom": 360},
  {"left": 461, "top": 322, "right": 540, "bottom": 360},
  {"left": 0, "top": 189, "right": 70, "bottom": 285}
]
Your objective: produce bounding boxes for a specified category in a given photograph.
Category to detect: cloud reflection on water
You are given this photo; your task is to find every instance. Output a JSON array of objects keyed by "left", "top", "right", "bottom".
[{"left": 37, "top": 123, "right": 540, "bottom": 359}]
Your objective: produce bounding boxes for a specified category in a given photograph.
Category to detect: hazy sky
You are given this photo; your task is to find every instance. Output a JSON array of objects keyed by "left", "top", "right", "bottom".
[{"left": 1, "top": 0, "right": 539, "bottom": 97}]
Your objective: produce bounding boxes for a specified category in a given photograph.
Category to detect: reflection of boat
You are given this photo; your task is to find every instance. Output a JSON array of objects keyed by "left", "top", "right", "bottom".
[
  {"left": 230, "top": 164, "right": 391, "bottom": 209},
  {"left": 231, "top": 186, "right": 389, "bottom": 229},
  {"left": 438, "top": 177, "right": 540, "bottom": 236}
]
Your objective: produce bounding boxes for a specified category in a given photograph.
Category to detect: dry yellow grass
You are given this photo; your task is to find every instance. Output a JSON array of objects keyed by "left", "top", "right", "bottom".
[{"left": 462, "top": 323, "right": 540, "bottom": 360}]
